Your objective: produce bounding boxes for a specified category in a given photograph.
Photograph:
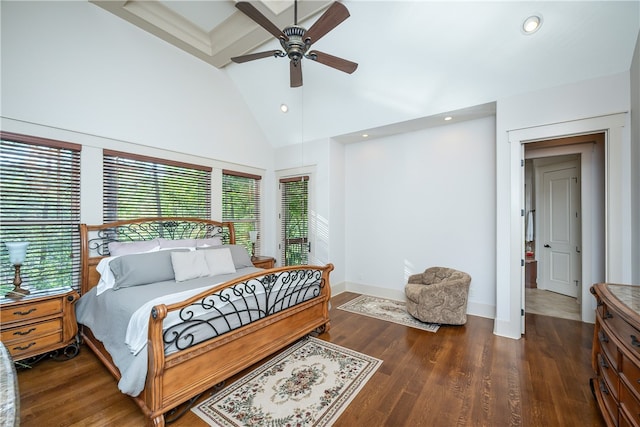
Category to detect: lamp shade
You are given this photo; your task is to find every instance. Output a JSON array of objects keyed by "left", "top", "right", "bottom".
[
  {"left": 249, "top": 231, "right": 258, "bottom": 243},
  {"left": 5, "top": 242, "right": 29, "bottom": 265}
]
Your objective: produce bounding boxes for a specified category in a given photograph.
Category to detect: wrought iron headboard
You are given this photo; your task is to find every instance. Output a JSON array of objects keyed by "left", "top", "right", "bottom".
[{"left": 79, "top": 217, "right": 236, "bottom": 294}]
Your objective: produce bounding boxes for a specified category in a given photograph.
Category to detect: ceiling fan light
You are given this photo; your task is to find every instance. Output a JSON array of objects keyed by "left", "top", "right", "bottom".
[{"left": 522, "top": 15, "right": 542, "bottom": 34}]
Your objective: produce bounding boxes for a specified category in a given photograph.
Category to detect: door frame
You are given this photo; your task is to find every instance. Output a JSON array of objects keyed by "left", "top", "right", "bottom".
[
  {"left": 275, "top": 166, "right": 316, "bottom": 266},
  {"left": 506, "top": 113, "right": 628, "bottom": 337}
]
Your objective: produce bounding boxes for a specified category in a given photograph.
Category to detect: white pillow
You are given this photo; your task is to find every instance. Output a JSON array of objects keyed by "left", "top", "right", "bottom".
[
  {"left": 204, "top": 247, "right": 237, "bottom": 276},
  {"left": 170, "top": 251, "right": 210, "bottom": 282},
  {"left": 159, "top": 238, "right": 196, "bottom": 249},
  {"left": 108, "top": 239, "right": 159, "bottom": 256},
  {"left": 196, "top": 237, "right": 223, "bottom": 247}
]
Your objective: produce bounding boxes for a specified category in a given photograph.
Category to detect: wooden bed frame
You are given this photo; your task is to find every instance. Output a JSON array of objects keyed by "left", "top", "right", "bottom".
[{"left": 79, "top": 217, "right": 333, "bottom": 427}]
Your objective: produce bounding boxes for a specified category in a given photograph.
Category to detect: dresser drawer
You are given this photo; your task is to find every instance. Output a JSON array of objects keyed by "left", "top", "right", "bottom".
[
  {"left": 1, "top": 318, "right": 62, "bottom": 343},
  {"left": 598, "top": 323, "right": 621, "bottom": 371},
  {"left": 605, "top": 310, "right": 640, "bottom": 358},
  {"left": 621, "top": 353, "right": 640, "bottom": 400},
  {"left": 598, "top": 377, "right": 619, "bottom": 427},
  {"left": 620, "top": 380, "right": 640, "bottom": 427},
  {"left": 1, "top": 298, "right": 62, "bottom": 324},
  {"left": 599, "top": 352, "right": 620, "bottom": 401},
  {"left": 5, "top": 331, "right": 63, "bottom": 358}
]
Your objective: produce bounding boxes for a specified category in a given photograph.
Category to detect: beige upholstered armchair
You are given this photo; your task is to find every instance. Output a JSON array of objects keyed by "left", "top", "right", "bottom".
[{"left": 404, "top": 267, "right": 471, "bottom": 325}]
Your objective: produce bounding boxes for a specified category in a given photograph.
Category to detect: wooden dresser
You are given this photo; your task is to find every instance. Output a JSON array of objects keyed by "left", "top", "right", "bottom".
[
  {"left": 0, "top": 287, "right": 79, "bottom": 362},
  {"left": 591, "top": 283, "right": 640, "bottom": 427}
]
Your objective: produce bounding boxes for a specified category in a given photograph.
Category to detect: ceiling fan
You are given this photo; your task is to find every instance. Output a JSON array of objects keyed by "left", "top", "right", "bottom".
[{"left": 231, "top": 1, "right": 358, "bottom": 88}]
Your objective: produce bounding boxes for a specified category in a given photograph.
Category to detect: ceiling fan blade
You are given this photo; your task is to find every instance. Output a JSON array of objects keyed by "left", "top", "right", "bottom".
[
  {"left": 290, "top": 60, "right": 303, "bottom": 88},
  {"left": 308, "top": 50, "right": 358, "bottom": 74},
  {"left": 236, "top": 2, "right": 288, "bottom": 41},
  {"left": 304, "top": 2, "right": 350, "bottom": 45},
  {"left": 231, "top": 50, "right": 283, "bottom": 64}
]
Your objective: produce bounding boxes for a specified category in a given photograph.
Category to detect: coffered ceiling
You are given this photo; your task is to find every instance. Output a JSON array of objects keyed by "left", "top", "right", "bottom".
[
  {"left": 90, "top": 1, "right": 640, "bottom": 147},
  {"left": 91, "top": 1, "right": 333, "bottom": 68}
]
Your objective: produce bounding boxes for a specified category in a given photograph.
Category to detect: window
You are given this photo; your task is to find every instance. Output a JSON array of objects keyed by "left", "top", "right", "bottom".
[
  {"left": 279, "top": 176, "right": 309, "bottom": 266},
  {"left": 103, "top": 150, "right": 211, "bottom": 221},
  {"left": 222, "top": 170, "right": 261, "bottom": 256},
  {"left": 0, "top": 132, "right": 81, "bottom": 296}
]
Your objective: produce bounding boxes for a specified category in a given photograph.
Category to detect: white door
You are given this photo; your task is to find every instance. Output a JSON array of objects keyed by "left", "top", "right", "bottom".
[{"left": 539, "top": 161, "right": 581, "bottom": 297}]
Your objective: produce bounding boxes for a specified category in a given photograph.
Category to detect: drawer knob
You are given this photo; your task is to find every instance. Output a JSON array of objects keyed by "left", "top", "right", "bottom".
[
  {"left": 599, "top": 380, "right": 609, "bottom": 395},
  {"left": 13, "top": 327, "right": 36, "bottom": 336},
  {"left": 599, "top": 331, "right": 609, "bottom": 343},
  {"left": 599, "top": 356, "right": 609, "bottom": 369},
  {"left": 13, "top": 308, "right": 36, "bottom": 316},
  {"left": 631, "top": 335, "right": 640, "bottom": 348},
  {"left": 604, "top": 311, "right": 613, "bottom": 319},
  {"left": 14, "top": 342, "right": 36, "bottom": 351}
]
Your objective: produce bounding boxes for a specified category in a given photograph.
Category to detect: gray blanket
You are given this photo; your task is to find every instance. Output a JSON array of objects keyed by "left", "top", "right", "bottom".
[{"left": 75, "top": 268, "right": 261, "bottom": 396}]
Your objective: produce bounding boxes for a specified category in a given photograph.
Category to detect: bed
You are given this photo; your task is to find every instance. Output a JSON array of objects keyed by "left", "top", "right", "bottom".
[{"left": 76, "top": 217, "right": 333, "bottom": 427}]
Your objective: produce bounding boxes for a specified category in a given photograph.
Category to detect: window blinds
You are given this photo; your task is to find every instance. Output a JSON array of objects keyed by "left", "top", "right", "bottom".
[
  {"left": 0, "top": 132, "right": 81, "bottom": 294},
  {"left": 103, "top": 150, "right": 211, "bottom": 222},
  {"left": 222, "top": 170, "right": 261, "bottom": 256}
]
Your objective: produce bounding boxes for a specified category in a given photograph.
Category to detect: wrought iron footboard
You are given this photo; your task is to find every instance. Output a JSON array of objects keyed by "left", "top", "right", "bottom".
[{"left": 156, "top": 268, "right": 326, "bottom": 352}]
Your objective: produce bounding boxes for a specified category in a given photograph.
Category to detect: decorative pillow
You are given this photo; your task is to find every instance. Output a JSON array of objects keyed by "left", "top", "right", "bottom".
[
  {"left": 195, "top": 237, "right": 223, "bottom": 247},
  {"left": 197, "top": 245, "right": 253, "bottom": 269},
  {"left": 203, "top": 248, "right": 237, "bottom": 276},
  {"left": 170, "top": 251, "right": 210, "bottom": 282},
  {"left": 110, "top": 250, "right": 181, "bottom": 290},
  {"left": 108, "top": 239, "right": 159, "bottom": 256},
  {"left": 158, "top": 238, "right": 196, "bottom": 249}
]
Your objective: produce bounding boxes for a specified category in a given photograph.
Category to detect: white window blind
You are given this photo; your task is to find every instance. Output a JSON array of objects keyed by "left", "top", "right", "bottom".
[
  {"left": 279, "top": 176, "right": 309, "bottom": 266},
  {"left": 103, "top": 150, "right": 211, "bottom": 222},
  {"left": 0, "top": 132, "right": 81, "bottom": 295},
  {"left": 222, "top": 170, "right": 261, "bottom": 256}
]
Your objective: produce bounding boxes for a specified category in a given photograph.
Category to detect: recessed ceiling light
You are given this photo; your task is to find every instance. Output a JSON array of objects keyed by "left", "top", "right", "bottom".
[
  {"left": 444, "top": 116, "right": 453, "bottom": 121},
  {"left": 362, "top": 134, "right": 369, "bottom": 138},
  {"left": 280, "top": 104, "right": 288, "bottom": 113},
  {"left": 522, "top": 15, "right": 542, "bottom": 35}
]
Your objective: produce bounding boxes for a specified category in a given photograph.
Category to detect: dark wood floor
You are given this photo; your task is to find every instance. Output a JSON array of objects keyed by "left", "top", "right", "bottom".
[{"left": 16, "top": 292, "right": 605, "bottom": 426}]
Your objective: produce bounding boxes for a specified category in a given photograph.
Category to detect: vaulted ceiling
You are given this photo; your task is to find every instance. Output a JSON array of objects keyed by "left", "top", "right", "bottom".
[{"left": 92, "top": 1, "right": 639, "bottom": 147}]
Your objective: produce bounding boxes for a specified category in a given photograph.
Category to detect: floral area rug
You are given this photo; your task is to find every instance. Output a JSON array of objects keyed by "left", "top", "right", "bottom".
[
  {"left": 337, "top": 294, "right": 440, "bottom": 333},
  {"left": 192, "top": 336, "right": 381, "bottom": 426}
]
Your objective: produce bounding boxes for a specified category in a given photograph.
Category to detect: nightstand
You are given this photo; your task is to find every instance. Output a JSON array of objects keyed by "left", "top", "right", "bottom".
[
  {"left": 0, "top": 287, "right": 80, "bottom": 363},
  {"left": 252, "top": 256, "right": 275, "bottom": 269}
]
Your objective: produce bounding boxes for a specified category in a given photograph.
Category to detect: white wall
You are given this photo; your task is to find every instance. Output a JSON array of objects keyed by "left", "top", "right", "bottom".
[
  {"left": 496, "top": 71, "right": 634, "bottom": 338},
  {"left": 0, "top": 1, "right": 272, "bottom": 168},
  {"left": 273, "top": 138, "right": 346, "bottom": 288},
  {"left": 1, "top": 1, "right": 278, "bottom": 249},
  {"left": 631, "top": 31, "right": 640, "bottom": 284},
  {"left": 343, "top": 117, "right": 497, "bottom": 318}
]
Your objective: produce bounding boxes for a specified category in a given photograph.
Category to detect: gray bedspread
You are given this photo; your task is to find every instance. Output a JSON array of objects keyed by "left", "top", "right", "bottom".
[{"left": 75, "top": 267, "right": 261, "bottom": 396}]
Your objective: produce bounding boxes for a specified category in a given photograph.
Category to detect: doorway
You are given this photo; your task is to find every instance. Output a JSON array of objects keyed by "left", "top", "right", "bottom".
[{"left": 523, "top": 133, "right": 605, "bottom": 322}]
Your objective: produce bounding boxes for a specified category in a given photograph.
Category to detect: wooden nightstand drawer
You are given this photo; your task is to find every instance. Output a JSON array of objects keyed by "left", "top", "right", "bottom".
[
  {"left": 1, "top": 298, "right": 62, "bottom": 323},
  {"left": 1, "top": 318, "right": 62, "bottom": 343},
  {"left": 252, "top": 256, "right": 275, "bottom": 269},
  {"left": 5, "top": 331, "right": 63, "bottom": 358},
  {"left": 0, "top": 288, "right": 79, "bottom": 363}
]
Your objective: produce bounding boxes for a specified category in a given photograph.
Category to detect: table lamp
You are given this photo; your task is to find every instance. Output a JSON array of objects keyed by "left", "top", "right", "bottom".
[{"left": 5, "top": 241, "right": 29, "bottom": 298}]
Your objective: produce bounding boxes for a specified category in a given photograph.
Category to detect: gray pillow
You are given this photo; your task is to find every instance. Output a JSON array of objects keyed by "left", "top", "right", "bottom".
[
  {"left": 197, "top": 245, "right": 253, "bottom": 269},
  {"left": 109, "top": 250, "right": 185, "bottom": 289}
]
